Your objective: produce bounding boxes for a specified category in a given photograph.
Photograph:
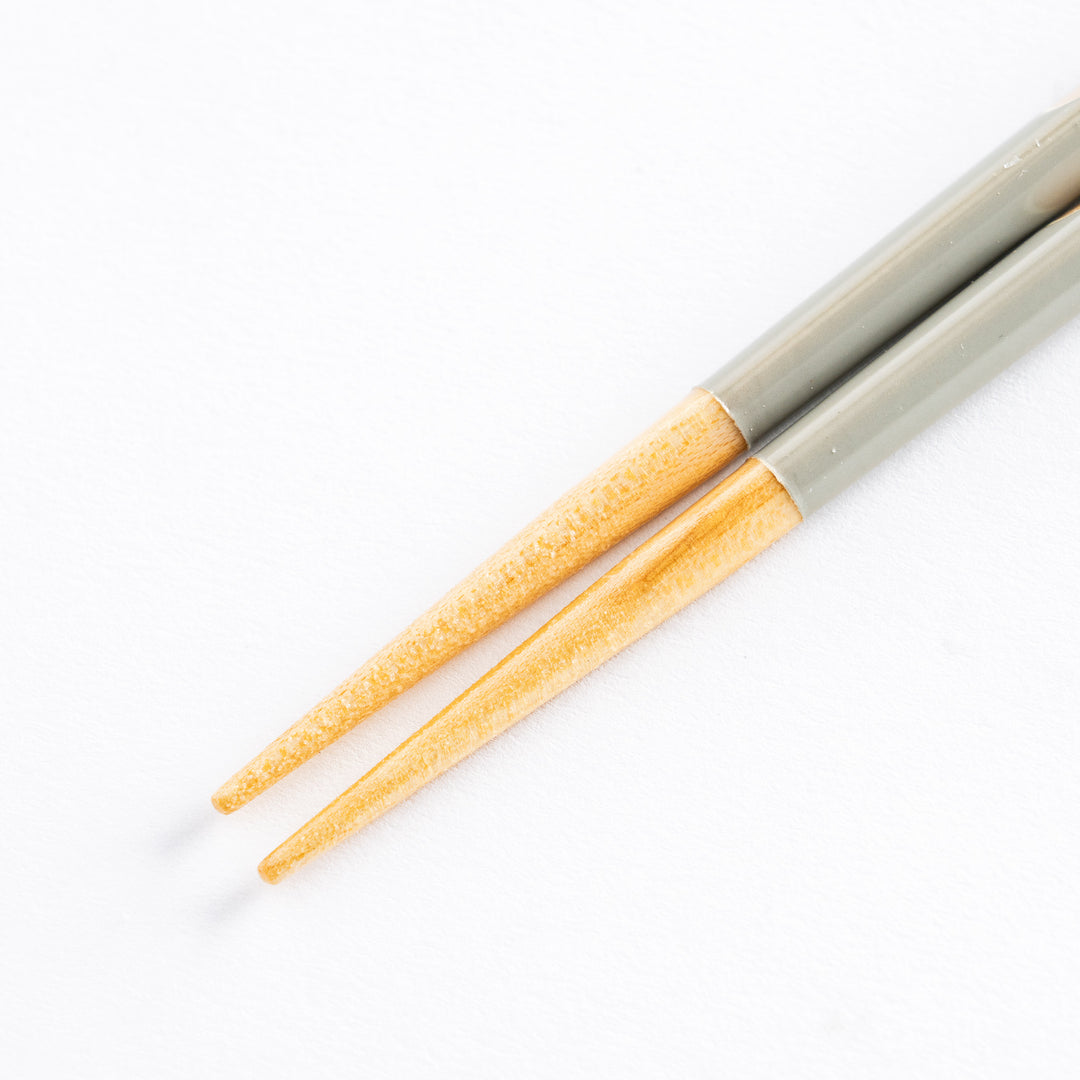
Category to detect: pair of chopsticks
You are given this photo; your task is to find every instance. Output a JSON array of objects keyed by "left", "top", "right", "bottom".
[{"left": 214, "top": 92, "right": 1080, "bottom": 882}]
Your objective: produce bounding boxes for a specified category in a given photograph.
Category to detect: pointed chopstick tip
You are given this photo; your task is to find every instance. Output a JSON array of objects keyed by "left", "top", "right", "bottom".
[
  {"left": 211, "top": 782, "right": 241, "bottom": 815},
  {"left": 257, "top": 855, "right": 284, "bottom": 884}
]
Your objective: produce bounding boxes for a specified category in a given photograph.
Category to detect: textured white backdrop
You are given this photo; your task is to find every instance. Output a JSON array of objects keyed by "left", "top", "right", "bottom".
[{"left": 3, "top": 2, "right": 1079, "bottom": 1076}]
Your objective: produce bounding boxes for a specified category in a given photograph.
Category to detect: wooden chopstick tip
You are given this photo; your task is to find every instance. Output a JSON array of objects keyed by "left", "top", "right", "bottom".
[
  {"left": 211, "top": 781, "right": 242, "bottom": 815},
  {"left": 257, "top": 855, "right": 285, "bottom": 884},
  {"left": 257, "top": 828, "right": 323, "bottom": 884},
  {"left": 210, "top": 390, "right": 745, "bottom": 817}
]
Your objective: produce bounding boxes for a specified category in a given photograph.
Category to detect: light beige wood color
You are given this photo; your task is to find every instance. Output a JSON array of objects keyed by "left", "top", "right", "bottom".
[
  {"left": 214, "top": 390, "right": 744, "bottom": 814},
  {"left": 258, "top": 457, "right": 801, "bottom": 882}
]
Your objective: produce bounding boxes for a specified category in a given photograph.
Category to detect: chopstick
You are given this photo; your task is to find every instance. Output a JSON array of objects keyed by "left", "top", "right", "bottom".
[
  {"left": 213, "top": 389, "right": 743, "bottom": 812},
  {"left": 215, "top": 93, "right": 1080, "bottom": 814},
  {"left": 259, "top": 202, "right": 1080, "bottom": 882},
  {"left": 260, "top": 459, "right": 799, "bottom": 882}
]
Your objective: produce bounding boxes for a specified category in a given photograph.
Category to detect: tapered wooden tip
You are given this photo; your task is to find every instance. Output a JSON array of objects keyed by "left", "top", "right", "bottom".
[
  {"left": 210, "top": 788, "right": 234, "bottom": 815},
  {"left": 257, "top": 777, "right": 382, "bottom": 882},
  {"left": 258, "top": 834, "right": 320, "bottom": 883},
  {"left": 213, "top": 759, "right": 281, "bottom": 814},
  {"left": 214, "top": 390, "right": 745, "bottom": 812},
  {"left": 257, "top": 855, "right": 284, "bottom": 884},
  {"left": 256, "top": 459, "right": 802, "bottom": 880}
]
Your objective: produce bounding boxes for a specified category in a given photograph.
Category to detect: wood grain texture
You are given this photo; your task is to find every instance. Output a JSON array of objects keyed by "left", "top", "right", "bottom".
[
  {"left": 213, "top": 390, "right": 744, "bottom": 813},
  {"left": 258, "top": 457, "right": 801, "bottom": 882}
]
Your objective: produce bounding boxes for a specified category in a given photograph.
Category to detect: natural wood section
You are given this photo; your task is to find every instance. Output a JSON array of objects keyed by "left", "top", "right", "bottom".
[
  {"left": 213, "top": 390, "right": 744, "bottom": 813},
  {"left": 258, "top": 458, "right": 801, "bottom": 882}
]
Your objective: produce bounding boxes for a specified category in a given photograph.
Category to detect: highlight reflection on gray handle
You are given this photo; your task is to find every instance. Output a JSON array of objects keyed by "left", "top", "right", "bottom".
[
  {"left": 701, "top": 92, "right": 1080, "bottom": 447},
  {"left": 758, "top": 206, "right": 1080, "bottom": 516}
]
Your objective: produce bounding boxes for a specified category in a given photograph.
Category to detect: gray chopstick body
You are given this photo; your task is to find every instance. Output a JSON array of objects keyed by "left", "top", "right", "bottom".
[
  {"left": 700, "top": 93, "right": 1080, "bottom": 448},
  {"left": 758, "top": 205, "right": 1080, "bottom": 517}
]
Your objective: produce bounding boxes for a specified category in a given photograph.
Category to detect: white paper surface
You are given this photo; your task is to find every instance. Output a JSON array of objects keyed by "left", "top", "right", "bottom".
[{"left": 3, "top": 3, "right": 1079, "bottom": 1076}]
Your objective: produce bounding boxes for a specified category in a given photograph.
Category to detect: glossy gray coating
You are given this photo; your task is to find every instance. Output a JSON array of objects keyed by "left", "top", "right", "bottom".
[
  {"left": 701, "top": 92, "right": 1080, "bottom": 447},
  {"left": 758, "top": 206, "right": 1080, "bottom": 516}
]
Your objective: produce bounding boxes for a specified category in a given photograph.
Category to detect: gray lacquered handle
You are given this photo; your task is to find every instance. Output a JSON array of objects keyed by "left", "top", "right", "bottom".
[
  {"left": 701, "top": 92, "right": 1080, "bottom": 447},
  {"left": 758, "top": 206, "right": 1080, "bottom": 516}
]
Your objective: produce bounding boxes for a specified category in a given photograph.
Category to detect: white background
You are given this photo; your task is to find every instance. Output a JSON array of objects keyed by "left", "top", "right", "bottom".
[{"left": 3, "top": 2, "right": 1080, "bottom": 1076}]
